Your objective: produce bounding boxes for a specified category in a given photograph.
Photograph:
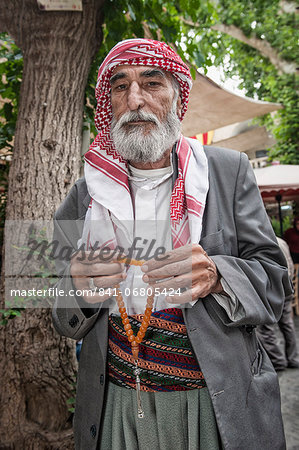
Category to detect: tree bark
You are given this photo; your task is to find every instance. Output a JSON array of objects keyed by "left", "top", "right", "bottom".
[{"left": 0, "top": 1, "right": 104, "bottom": 448}]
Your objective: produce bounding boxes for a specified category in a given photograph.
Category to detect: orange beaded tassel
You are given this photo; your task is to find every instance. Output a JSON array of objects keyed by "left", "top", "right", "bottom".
[
  {"left": 115, "top": 288, "right": 154, "bottom": 360},
  {"left": 115, "top": 258, "right": 154, "bottom": 418}
]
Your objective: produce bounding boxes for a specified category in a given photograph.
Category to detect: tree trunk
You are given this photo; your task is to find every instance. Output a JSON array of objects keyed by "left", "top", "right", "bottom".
[{"left": 0, "top": 1, "right": 104, "bottom": 448}]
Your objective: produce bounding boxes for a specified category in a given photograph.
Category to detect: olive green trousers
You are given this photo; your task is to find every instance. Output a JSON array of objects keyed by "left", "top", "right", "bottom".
[{"left": 98, "top": 382, "right": 221, "bottom": 450}]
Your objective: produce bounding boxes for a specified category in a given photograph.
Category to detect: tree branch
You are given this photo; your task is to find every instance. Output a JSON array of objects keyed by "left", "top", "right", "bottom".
[
  {"left": 211, "top": 23, "right": 297, "bottom": 75},
  {"left": 180, "top": 16, "right": 296, "bottom": 75}
]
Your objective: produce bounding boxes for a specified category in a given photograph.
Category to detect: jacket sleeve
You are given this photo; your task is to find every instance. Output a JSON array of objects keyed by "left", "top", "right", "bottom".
[
  {"left": 52, "top": 180, "right": 103, "bottom": 340},
  {"left": 209, "top": 152, "right": 292, "bottom": 327}
]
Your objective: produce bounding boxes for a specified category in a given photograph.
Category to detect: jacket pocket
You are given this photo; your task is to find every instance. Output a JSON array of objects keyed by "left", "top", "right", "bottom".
[{"left": 241, "top": 326, "right": 260, "bottom": 365}]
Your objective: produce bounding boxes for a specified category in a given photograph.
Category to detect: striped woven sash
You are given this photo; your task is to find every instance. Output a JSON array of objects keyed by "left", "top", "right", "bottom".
[{"left": 108, "top": 308, "right": 206, "bottom": 392}]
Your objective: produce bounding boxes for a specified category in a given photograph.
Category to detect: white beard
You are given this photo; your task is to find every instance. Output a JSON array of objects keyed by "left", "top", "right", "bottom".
[{"left": 110, "top": 102, "right": 181, "bottom": 163}]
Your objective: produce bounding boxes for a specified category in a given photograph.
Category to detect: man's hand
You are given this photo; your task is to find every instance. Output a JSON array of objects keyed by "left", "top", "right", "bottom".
[
  {"left": 141, "top": 243, "right": 223, "bottom": 304},
  {"left": 70, "top": 249, "right": 126, "bottom": 303}
]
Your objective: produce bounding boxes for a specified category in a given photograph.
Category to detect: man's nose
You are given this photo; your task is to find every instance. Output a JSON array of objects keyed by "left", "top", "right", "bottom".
[{"left": 127, "top": 82, "right": 145, "bottom": 111}]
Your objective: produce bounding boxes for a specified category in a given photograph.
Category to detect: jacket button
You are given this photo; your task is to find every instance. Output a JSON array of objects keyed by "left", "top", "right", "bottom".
[
  {"left": 90, "top": 424, "right": 97, "bottom": 439},
  {"left": 69, "top": 314, "right": 79, "bottom": 328},
  {"left": 100, "top": 374, "right": 104, "bottom": 385},
  {"left": 245, "top": 325, "right": 256, "bottom": 334}
]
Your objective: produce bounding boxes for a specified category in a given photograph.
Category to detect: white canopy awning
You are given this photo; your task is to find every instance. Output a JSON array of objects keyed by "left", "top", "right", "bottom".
[
  {"left": 253, "top": 165, "right": 299, "bottom": 202},
  {"left": 181, "top": 73, "right": 282, "bottom": 136},
  {"left": 214, "top": 126, "right": 275, "bottom": 153}
]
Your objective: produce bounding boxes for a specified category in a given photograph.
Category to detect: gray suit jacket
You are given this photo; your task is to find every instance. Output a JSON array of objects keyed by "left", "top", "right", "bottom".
[{"left": 53, "top": 146, "right": 291, "bottom": 450}]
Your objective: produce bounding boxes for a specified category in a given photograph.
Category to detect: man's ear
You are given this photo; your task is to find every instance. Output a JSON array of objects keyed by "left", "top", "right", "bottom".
[{"left": 176, "top": 95, "right": 182, "bottom": 119}]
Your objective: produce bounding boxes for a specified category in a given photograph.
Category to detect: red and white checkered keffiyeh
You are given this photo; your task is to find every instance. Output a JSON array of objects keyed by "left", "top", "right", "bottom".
[{"left": 83, "top": 38, "right": 208, "bottom": 251}]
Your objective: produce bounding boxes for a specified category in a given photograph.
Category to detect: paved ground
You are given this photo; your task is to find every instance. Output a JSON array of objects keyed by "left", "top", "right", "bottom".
[{"left": 277, "top": 315, "right": 299, "bottom": 450}]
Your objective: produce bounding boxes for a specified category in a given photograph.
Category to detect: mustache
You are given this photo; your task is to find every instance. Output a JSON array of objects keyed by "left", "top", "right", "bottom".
[{"left": 114, "top": 111, "right": 160, "bottom": 128}]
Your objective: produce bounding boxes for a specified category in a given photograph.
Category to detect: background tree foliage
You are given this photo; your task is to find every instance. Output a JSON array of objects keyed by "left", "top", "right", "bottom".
[
  {"left": 0, "top": 39, "right": 22, "bottom": 227},
  {"left": 199, "top": 0, "right": 299, "bottom": 164}
]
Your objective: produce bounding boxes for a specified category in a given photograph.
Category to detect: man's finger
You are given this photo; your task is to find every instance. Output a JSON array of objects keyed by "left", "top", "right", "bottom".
[
  {"left": 72, "top": 248, "right": 124, "bottom": 264},
  {"left": 147, "top": 273, "right": 192, "bottom": 292},
  {"left": 89, "top": 273, "right": 126, "bottom": 289},
  {"left": 72, "top": 272, "right": 126, "bottom": 290},
  {"left": 141, "top": 245, "right": 192, "bottom": 272},
  {"left": 142, "top": 257, "right": 192, "bottom": 282},
  {"left": 71, "top": 261, "right": 124, "bottom": 277}
]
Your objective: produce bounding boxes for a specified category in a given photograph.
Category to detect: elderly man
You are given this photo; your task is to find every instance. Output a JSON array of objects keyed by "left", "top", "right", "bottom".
[
  {"left": 53, "top": 39, "right": 291, "bottom": 450},
  {"left": 257, "top": 237, "right": 299, "bottom": 370}
]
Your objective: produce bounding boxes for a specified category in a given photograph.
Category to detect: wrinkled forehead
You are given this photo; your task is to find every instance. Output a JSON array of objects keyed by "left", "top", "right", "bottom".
[{"left": 109, "top": 64, "right": 174, "bottom": 86}]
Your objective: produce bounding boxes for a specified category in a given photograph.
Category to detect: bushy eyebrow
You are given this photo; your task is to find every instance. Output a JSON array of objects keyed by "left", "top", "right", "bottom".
[
  {"left": 110, "top": 68, "right": 166, "bottom": 85},
  {"left": 141, "top": 69, "right": 166, "bottom": 78},
  {"left": 110, "top": 72, "right": 127, "bottom": 85}
]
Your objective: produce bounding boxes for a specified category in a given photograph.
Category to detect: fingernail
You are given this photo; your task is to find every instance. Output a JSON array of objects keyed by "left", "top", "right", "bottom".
[
  {"left": 141, "top": 265, "right": 148, "bottom": 272},
  {"left": 143, "top": 275, "right": 149, "bottom": 282}
]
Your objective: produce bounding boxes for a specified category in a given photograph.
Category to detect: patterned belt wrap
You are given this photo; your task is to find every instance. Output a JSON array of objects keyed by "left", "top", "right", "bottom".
[{"left": 108, "top": 308, "right": 206, "bottom": 392}]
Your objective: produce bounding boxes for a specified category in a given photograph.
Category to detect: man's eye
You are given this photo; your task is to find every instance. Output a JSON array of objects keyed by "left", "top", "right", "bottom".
[
  {"left": 115, "top": 84, "right": 127, "bottom": 91},
  {"left": 147, "top": 81, "right": 159, "bottom": 87}
]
